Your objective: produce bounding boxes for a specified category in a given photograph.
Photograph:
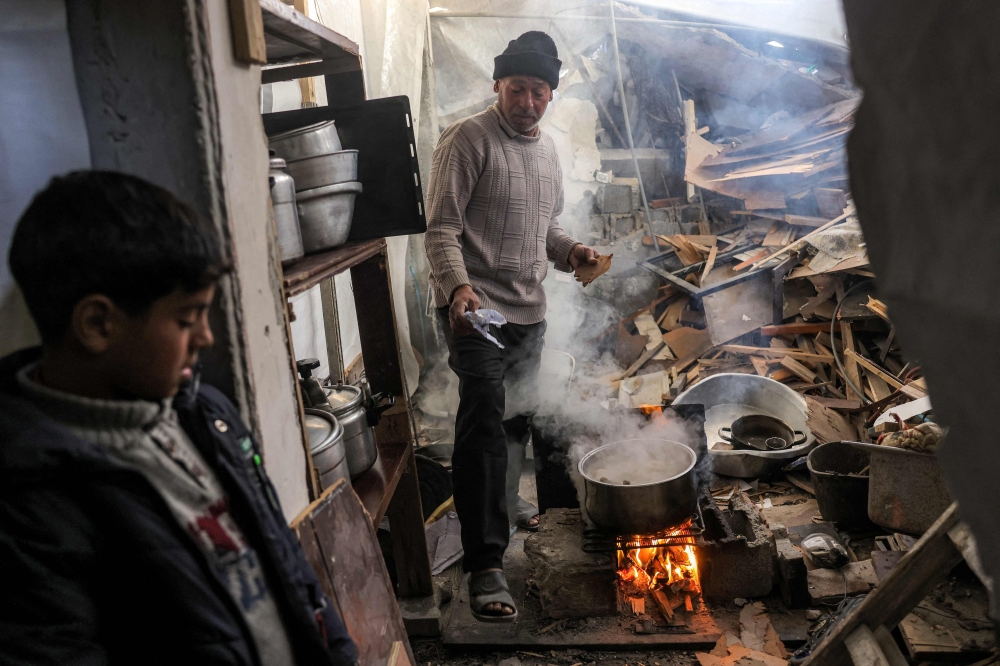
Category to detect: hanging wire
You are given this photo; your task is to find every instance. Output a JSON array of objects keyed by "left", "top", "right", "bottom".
[{"left": 607, "top": 0, "right": 657, "bottom": 252}]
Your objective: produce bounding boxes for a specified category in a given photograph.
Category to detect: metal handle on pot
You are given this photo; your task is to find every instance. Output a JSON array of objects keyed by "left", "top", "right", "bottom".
[
  {"left": 366, "top": 392, "right": 395, "bottom": 427},
  {"left": 793, "top": 431, "right": 807, "bottom": 446},
  {"left": 718, "top": 427, "right": 733, "bottom": 442}
]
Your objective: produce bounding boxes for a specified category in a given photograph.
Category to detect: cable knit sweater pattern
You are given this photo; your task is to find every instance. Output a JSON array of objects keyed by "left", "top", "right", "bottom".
[{"left": 424, "top": 103, "right": 579, "bottom": 325}]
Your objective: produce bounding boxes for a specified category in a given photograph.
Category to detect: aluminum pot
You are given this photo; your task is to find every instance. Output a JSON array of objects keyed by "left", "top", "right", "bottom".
[
  {"left": 296, "top": 181, "right": 362, "bottom": 253},
  {"left": 268, "top": 120, "right": 342, "bottom": 162},
  {"left": 324, "top": 382, "right": 395, "bottom": 479},
  {"left": 579, "top": 439, "right": 698, "bottom": 535},
  {"left": 851, "top": 441, "right": 953, "bottom": 534},
  {"left": 285, "top": 149, "right": 358, "bottom": 191},
  {"left": 304, "top": 408, "right": 349, "bottom": 490},
  {"left": 268, "top": 157, "right": 304, "bottom": 264}
]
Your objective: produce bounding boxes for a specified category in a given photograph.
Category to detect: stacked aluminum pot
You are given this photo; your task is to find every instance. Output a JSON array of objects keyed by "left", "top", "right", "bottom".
[{"left": 268, "top": 120, "right": 362, "bottom": 254}]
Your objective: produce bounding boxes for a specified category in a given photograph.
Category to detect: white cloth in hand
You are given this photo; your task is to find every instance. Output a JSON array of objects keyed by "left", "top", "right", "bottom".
[{"left": 463, "top": 309, "right": 507, "bottom": 348}]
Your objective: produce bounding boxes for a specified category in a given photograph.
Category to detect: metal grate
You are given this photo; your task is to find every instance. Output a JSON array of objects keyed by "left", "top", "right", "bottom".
[{"left": 581, "top": 508, "right": 705, "bottom": 553}]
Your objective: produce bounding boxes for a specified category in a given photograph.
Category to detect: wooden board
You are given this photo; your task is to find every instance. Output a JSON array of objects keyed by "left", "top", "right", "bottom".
[
  {"left": 291, "top": 480, "right": 414, "bottom": 666},
  {"left": 663, "top": 327, "right": 713, "bottom": 360},
  {"left": 283, "top": 239, "right": 384, "bottom": 296},
  {"left": 351, "top": 439, "right": 409, "bottom": 526},
  {"left": 228, "top": 0, "right": 267, "bottom": 64}
]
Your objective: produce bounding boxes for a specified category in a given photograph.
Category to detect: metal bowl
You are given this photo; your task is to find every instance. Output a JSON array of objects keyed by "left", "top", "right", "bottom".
[
  {"left": 579, "top": 438, "right": 698, "bottom": 534},
  {"left": 295, "top": 181, "right": 362, "bottom": 253},
  {"left": 674, "top": 373, "right": 815, "bottom": 478},
  {"left": 285, "top": 149, "right": 359, "bottom": 191},
  {"left": 268, "top": 120, "right": 342, "bottom": 162}
]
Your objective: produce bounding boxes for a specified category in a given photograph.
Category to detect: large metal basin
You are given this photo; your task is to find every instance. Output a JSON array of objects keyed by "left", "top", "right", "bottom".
[
  {"left": 851, "top": 441, "right": 953, "bottom": 534},
  {"left": 674, "top": 373, "right": 815, "bottom": 478},
  {"left": 579, "top": 439, "right": 698, "bottom": 534}
]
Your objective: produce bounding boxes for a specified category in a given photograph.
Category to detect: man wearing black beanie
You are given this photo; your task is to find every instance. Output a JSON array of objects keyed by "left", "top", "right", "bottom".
[{"left": 425, "top": 31, "right": 598, "bottom": 623}]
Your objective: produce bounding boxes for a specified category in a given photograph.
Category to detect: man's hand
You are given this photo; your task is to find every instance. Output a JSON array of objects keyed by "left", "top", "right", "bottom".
[
  {"left": 568, "top": 243, "right": 599, "bottom": 270},
  {"left": 449, "top": 285, "right": 480, "bottom": 336}
]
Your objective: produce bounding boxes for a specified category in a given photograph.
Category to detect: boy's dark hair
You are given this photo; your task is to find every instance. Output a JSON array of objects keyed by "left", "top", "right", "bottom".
[{"left": 9, "top": 170, "right": 229, "bottom": 344}]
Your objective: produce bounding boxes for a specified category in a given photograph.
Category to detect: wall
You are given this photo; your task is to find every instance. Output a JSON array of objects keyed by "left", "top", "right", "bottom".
[
  {"left": 206, "top": 0, "right": 311, "bottom": 518},
  {"left": 0, "top": 0, "right": 90, "bottom": 354}
]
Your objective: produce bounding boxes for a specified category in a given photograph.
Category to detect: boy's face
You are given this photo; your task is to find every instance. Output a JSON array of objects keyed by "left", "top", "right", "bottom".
[
  {"left": 115, "top": 285, "right": 216, "bottom": 399},
  {"left": 67, "top": 285, "right": 217, "bottom": 400}
]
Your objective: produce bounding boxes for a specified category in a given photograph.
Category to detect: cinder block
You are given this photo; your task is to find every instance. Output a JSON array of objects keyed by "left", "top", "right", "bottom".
[
  {"left": 598, "top": 184, "right": 634, "bottom": 214},
  {"left": 695, "top": 491, "right": 774, "bottom": 601},
  {"left": 524, "top": 509, "right": 618, "bottom": 619},
  {"left": 776, "top": 537, "right": 810, "bottom": 608}
]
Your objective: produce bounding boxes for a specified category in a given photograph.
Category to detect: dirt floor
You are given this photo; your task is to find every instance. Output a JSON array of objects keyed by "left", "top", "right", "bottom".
[{"left": 411, "top": 641, "right": 703, "bottom": 666}]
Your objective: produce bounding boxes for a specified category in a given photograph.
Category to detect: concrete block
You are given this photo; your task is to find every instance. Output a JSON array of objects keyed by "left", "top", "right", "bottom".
[
  {"left": 598, "top": 183, "right": 634, "bottom": 214},
  {"left": 696, "top": 491, "right": 774, "bottom": 601},
  {"left": 398, "top": 587, "right": 442, "bottom": 637},
  {"left": 776, "top": 537, "right": 810, "bottom": 608},
  {"left": 807, "top": 561, "right": 877, "bottom": 604},
  {"left": 524, "top": 508, "right": 618, "bottom": 619}
]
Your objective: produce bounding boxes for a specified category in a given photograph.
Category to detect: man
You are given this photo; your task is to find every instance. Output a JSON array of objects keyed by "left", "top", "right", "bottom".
[
  {"left": 424, "top": 31, "right": 598, "bottom": 622},
  {"left": 0, "top": 171, "right": 357, "bottom": 665}
]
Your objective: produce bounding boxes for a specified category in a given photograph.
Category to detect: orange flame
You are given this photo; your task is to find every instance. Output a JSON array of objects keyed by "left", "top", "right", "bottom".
[{"left": 616, "top": 521, "right": 700, "bottom": 598}]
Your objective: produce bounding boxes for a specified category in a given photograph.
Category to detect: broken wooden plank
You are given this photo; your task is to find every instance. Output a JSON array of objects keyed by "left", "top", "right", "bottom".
[
  {"left": 719, "top": 345, "right": 833, "bottom": 361},
  {"left": 575, "top": 254, "right": 613, "bottom": 286},
  {"left": 809, "top": 396, "right": 862, "bottom": 410},
  {"left": 700, "top": 245, "right": 719, "bottom": 284},
  {"left": 761, "top": 322, "right": 830, "bottom": 336},
  {"left": 733, "top": 249, "right": 770, "bottom": 272},
  {"left": 865, "top": 371, "right": 894, "bottom": 402},
  {"left": 785, "top": 214, "right": 832, "bottom": 228},
  {"left": 750, "top": 206, "right": 856, "bottom": 270},
  {"left": 780, "top": 356, "right": 819, "bottom": 384},
  {"left": 663, "top": 327, "right": 713, "bottom": 360},
  {"left": 845, "top": 349, "right": 903, "bottom": 389},
  {"left": 840, "top": 322, "right": 864, "bottom": 402},
  {"left": 750, "top": 356, "right": 770, "bottom": 377}
]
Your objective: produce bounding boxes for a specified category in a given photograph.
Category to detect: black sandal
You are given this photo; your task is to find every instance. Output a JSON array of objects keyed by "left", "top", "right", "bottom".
[{"left": 468, "top": 570, "right": 519, "bottom": 623}]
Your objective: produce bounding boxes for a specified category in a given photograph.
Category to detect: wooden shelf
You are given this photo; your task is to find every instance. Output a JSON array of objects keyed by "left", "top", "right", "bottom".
[
  {"left": 282, "top": 239, "right": 385, "bottom": 297},
  {"left": 352, "top": 439, "right": 410, "bottom": 527},
  {"left": 260, "top": 0, "right": 360, "bottom": 65}
]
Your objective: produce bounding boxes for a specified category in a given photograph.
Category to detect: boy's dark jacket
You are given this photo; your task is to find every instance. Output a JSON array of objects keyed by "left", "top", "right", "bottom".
[{"left": 0, "top": 347, "right": 359, "bottom": 666}]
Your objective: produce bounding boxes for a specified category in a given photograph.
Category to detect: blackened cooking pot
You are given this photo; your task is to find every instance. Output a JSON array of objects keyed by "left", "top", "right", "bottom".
[
  {"left": 719, "top": 414, "right": 806, "bottom": 452},
  {"left": 579, "top": 439, "right": 698, "bottom": 534}
]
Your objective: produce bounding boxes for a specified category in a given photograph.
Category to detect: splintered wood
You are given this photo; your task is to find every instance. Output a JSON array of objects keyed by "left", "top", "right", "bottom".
[{"left": 574, "top": 254, "right": 612, "bottom": 286}]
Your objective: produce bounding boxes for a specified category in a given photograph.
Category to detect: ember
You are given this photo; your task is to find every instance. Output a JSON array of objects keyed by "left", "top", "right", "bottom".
[{"left": 617, "top": 520, "right": 701, "bottom": 609}]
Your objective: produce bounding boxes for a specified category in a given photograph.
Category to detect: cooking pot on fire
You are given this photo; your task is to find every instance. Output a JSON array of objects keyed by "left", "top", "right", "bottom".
[
  {"left": 719, "top": 414, "right": 806, "bottom": 452},
  {"left": 579, "top": 439, "right": 698, "bottom": 535}
]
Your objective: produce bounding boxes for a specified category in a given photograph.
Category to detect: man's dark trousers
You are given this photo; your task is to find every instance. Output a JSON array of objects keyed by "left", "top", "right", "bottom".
[{"left": 437, "top": 307, "right": 545, "bottom": 573}]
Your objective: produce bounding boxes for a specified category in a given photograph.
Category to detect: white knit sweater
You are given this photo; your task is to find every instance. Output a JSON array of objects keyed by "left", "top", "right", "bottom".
[{"left": 424, "top": 103, "right": 579, "bottom": 325}]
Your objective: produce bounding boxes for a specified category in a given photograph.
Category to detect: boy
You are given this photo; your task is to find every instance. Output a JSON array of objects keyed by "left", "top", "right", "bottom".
[{"left": 0, "top": 171, "right": 358, "bottom": 665}]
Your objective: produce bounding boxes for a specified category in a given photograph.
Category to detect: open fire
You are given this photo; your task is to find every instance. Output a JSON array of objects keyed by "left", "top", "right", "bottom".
[{"left": 617, "top": 520, "right": 701, "bottom": 615}]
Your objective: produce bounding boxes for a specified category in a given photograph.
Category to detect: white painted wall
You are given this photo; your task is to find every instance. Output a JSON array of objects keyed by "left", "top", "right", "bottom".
[
  {"left": 207, "top": 0, "right": 311, "bottom": 519},
  {"left": 0, "top": 0, "right": 90, "bottom": 354}
]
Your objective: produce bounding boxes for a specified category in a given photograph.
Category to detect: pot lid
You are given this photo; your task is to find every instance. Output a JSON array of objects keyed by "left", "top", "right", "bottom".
[
  {"left": 324, "top": 383, "right": 363, "bottom": 416},
  {"left": 269, "top": 157, "right": 287, "bottom": 169},
  {"left": 304, "top": 409, "right": 344, "bottom": 454}
]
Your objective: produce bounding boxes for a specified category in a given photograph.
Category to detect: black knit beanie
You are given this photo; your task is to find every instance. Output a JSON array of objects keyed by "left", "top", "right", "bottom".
[{"left": 493, "top": 31, "right": 562, "bottom": 90}]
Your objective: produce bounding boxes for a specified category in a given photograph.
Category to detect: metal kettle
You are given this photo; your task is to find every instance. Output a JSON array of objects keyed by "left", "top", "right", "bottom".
[{"left": 269, "top": 153, "right": 304, "bottom": 264}]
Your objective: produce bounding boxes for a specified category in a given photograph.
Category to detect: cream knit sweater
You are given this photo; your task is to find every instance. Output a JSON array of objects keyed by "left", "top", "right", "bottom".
[{"left": 424, "top": 103, "right": 579, "bottom": 325}]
